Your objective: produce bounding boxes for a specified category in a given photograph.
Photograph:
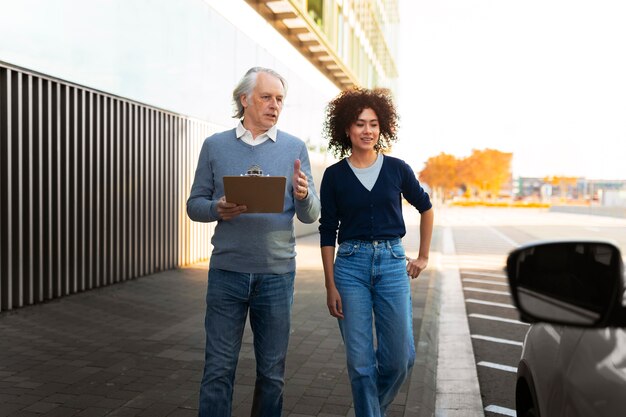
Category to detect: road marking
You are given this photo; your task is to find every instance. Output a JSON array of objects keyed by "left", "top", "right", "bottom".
[
  {"left": 484, "top": 405, "right": 517, "bottom": 416},
  {"left": 478, "top": 361, "right": 518, "bottom": 373},
  {"left": 463, "top": 271, "right": 507, "bottom": 279},
  {"left": 469, "top": 313, "right": 529, "bottom": 326},
  {"left": 464, "top": 287, "right": 510, "bottom": 296},
  {"left": 487, "top": 226, "right": 519, "bottom": 247},
  {"left": 463, "top": 278, "right": 508, "bottom": 287},
  {"left": 466, "top": 299, "right": 516, "bottom": 309},
  {"left": 454, "top": 258, "right": 506, "bottom": 268},
  {"left": 471, "top": 334, "right": 523, "bottom": 347}
]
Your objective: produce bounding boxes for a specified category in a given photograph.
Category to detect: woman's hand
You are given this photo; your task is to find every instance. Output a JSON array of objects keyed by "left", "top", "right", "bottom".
[
  {"left": 326, "top": 286, "right": 344, "bottom": 319},
  {"left": 406, "top": 256, "right": 428, "bottom": 279}
]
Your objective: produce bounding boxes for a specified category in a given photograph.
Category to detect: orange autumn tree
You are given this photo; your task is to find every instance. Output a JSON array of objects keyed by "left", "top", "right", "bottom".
[
  {"left": 419, "top": 152, "right": 460, "bottom": 200},
  {"left": 420, "top": 148, "right": 512, "bottom": 200},
  {"left": 459, "top": 148, "right": 512, "bottom": 199}
]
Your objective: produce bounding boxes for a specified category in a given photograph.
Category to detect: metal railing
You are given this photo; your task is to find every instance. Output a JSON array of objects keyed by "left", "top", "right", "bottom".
[{"left": 0, "top": 62, "right": 215, "bottom": 312}]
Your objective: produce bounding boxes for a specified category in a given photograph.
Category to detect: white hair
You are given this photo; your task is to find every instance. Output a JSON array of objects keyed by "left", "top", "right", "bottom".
[{"left": 231, "top": 67, "right": 288, "bottom": 119}]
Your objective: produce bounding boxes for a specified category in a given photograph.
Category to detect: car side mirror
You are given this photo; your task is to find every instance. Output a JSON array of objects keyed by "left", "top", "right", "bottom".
[{"left": 506, "top": 240, "right": 625, "bottom": 327}]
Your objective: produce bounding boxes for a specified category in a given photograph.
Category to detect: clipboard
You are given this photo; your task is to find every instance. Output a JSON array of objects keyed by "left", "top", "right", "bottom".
[{"left": 223, "top": 176, "right": 287, "bottom": 213}]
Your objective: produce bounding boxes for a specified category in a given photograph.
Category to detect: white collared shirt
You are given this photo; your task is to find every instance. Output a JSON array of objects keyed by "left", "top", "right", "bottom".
[{"left": 236, "top": 120, "right": 278, "bottom": 146}]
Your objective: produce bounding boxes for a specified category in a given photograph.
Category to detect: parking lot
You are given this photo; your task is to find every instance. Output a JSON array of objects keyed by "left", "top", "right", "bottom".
[{"left": 441, "top": 206, "right": 626, "bottom": 416}]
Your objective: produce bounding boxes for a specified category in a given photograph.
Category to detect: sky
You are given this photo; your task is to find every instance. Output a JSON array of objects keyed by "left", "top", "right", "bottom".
[
  {"left": 2, "top": 0, "right": 624, "bottom": 180},
  {"left": 394, "top": 0, "right": 626, "bottom": 180}
]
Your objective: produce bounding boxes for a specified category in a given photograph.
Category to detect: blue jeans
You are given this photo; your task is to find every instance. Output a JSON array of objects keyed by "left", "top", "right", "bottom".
[
  {"left": 334, "top": 239, "right": 415, "bottom": 417},
  {"left": 198, "top": 268, "right": 295, "bottom": 417}
]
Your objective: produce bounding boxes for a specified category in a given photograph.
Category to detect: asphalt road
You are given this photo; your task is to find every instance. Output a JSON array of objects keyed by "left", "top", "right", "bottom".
[{"left": 439, "top": 206, "right": 626, "bottom": 417}]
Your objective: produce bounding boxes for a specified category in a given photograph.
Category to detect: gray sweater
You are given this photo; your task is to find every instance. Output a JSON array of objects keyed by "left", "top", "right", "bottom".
[{"left": 187, "top": 128, "right": 320, "bottom": 274}]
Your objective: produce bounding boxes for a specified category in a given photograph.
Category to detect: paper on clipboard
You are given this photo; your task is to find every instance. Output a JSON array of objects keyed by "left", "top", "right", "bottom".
[{"left": 223, "top": 176, "right": 287, "bottom": 213}]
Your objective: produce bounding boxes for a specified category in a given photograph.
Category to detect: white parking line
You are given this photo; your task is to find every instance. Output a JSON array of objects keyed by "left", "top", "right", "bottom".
[
  {"left": 454, "top": 258, "right": 506, "bottom": 268},
  {"left": 463, "top": 278, "right": 509, "bottom": 286},
  {"left": 465, "top": 287, "right": 510, "bottom": 296},
  {"left": 463, "top": 271, "right": 507, "bottom": 279},
  {"left": 471, "top": 334, "right": 523, "bottom": 347},
  {"left": 487, "top": 226, "right": 519, "bottom": 247},
  {"left": 484, "top": 404, "right": 517, "bottom": 416},
  {"left": 466, "top": 299, "right": 516, "bottom": 309},
  {"left": 469, "top": 313, "right": 529, "bottom": 326},
  {"left": 478, "top": 361, "right": 518, "bottom": 373}
]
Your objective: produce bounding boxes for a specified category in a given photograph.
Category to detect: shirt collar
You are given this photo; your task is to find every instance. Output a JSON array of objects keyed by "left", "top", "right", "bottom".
[{"left": 236, "top": 120, "right": 278, "bottom": 141}]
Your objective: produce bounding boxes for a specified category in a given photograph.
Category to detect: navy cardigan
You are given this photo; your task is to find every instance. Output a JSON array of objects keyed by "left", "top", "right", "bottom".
[{"left": 319, "top": 155, "right": 432, "bottom": 247}]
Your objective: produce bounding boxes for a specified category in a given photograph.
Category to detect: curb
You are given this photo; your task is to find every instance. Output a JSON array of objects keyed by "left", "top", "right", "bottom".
[
  {"left": 434, "top": 227, "right": 485, "bottom": 417},
  {"left": 403, "top": 234, "right": 442, "bottom": 417}
]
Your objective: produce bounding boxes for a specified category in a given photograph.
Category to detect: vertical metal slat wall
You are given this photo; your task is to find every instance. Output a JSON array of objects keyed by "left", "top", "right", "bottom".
[{"left": 0, "top": 63, "right": 215, "bottom": 312}]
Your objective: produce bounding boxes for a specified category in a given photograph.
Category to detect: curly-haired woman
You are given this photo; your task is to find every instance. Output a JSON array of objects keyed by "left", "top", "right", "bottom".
[{"left": 319, "top": 88, "right": 434, "bottom": 417}]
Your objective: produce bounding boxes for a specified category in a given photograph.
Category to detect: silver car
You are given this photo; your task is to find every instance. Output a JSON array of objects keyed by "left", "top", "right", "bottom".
[{"left": 506, "top": 240, "right": 626, "bottom": 417}]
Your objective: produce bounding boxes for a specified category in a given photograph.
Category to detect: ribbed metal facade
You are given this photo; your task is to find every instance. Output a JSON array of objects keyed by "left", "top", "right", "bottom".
[{"left": 0, "top": 63, "right": 215, "bottom": 312}]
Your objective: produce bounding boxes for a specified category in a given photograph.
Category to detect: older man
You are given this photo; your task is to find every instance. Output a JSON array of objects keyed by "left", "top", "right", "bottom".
[{"left": 187, "top": 67, "right": 320, "bottom": 417}]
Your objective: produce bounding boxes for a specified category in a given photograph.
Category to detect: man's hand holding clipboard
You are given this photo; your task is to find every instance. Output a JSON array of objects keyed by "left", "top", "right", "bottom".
[
  {"left": 215, "top": 196, "right": 248, "bottom": 220},
  {"left": 219, "top": 160, "right": 309, "bottom": 220}
]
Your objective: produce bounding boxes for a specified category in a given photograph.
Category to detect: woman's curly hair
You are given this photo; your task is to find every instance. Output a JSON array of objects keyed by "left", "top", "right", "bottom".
[{"left": 323, "top": 87, "right": 399, "bottom": 159}]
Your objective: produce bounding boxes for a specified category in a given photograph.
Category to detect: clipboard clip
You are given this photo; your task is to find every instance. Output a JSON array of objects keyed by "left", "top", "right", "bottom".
[{"left": 244, "top": 164, "right": 265, "bottom": 176}]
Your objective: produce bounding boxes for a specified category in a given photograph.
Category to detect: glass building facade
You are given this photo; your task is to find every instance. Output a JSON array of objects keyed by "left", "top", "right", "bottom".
[{"left": 245, "top": 0, "right": 399, "bottom": 91}]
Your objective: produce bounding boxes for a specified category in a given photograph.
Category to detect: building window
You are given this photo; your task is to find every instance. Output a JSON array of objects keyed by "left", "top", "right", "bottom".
[{"left": 307, "top": 0, "right": 324, "bottom": 27}]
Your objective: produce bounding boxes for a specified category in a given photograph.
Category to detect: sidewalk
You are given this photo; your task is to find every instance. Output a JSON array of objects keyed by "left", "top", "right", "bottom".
[{"left": 0, "top": 210, "right": 482, "bottom": 417}]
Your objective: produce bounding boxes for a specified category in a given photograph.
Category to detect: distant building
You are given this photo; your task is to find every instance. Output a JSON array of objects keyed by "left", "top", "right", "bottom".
[
  {"left": 514, "top": 177, "right": 626, "bottom": 204},
  {"left": 513, "top": 177, "right": 545, "bottom": 200}
]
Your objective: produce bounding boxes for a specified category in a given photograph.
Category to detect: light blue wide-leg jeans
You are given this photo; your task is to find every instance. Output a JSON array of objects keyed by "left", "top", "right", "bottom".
[
  {"left": 334, "top": 239, "right": 415, "bottom": 417},
  {"left": 198, "top": 268, "right": 295, "bottom": 417}
]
